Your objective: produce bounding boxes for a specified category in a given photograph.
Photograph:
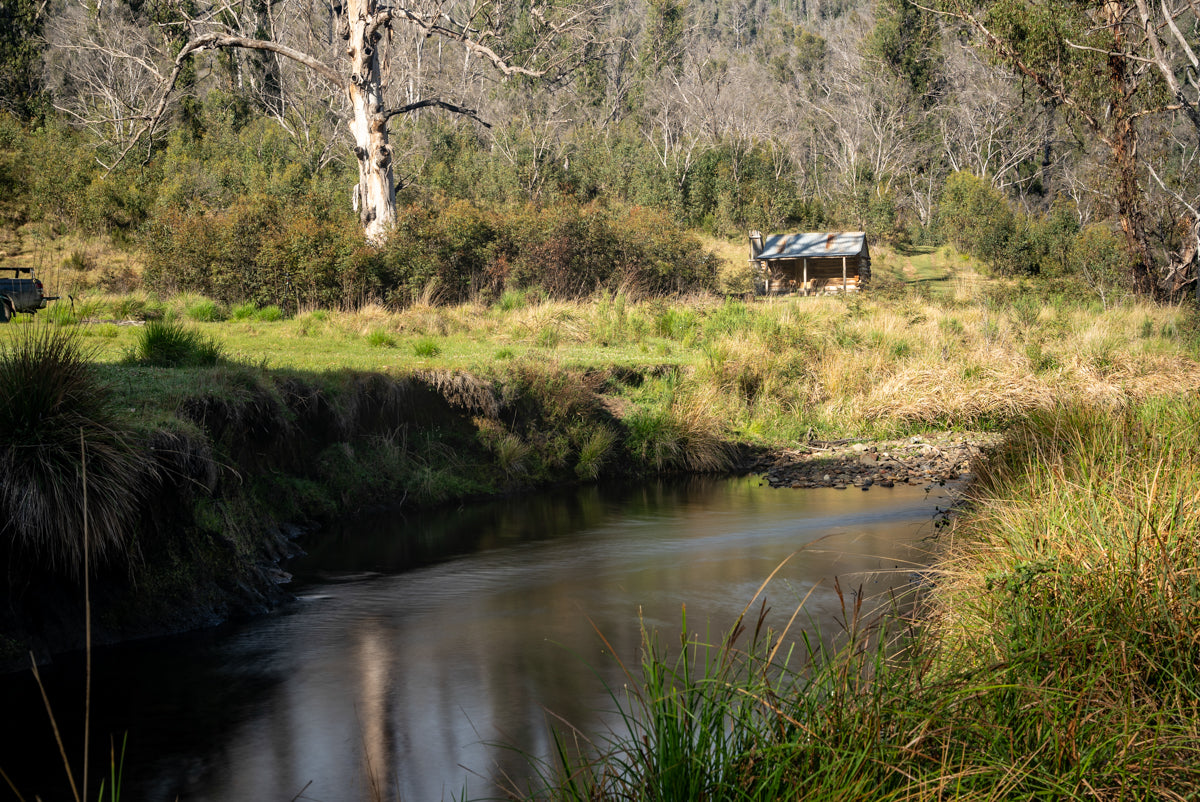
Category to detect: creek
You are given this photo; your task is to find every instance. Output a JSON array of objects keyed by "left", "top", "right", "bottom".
[{"left": 1, "top": 476, "right": 955, "bottom": 801}]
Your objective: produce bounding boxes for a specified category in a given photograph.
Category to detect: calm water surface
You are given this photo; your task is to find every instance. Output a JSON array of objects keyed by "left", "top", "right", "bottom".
[{"left": 2, "top": 477, "right": 955, "bottom": 801}]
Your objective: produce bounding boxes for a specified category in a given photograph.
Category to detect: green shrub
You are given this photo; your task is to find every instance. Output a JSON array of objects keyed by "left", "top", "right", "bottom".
[
  {"left": 185, "top": 297, "right": 225, "bottom": 322},
  {"left": 0, "top": 325, "right": 148, "bottom": 577},
  {"left": 1067, "top": 224, "right": 1130, "bottom": 307},
  {"left": 501, "top": 200, "right": 719, "bottom": 298},
  {"left": 938, "top": 171, "right": 1038, "bottom": 275},
  {"left": 254, "top": 305, "right": 284, "bottom": 322},
  {"left": 131, "top": 320, "right": 224, "bottom": 367},
  {"left": 142, "top": 192, "right": 375, "bottom": 310}
]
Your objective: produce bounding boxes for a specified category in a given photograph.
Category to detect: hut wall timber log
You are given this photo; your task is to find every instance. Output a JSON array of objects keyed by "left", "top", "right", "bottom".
[{"left": 749, "top": 231, "right": 871, "bottom": 295}]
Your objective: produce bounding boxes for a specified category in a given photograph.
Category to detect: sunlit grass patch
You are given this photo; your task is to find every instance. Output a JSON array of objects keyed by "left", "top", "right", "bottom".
[
  {"left": 129, "top": 320, "right": 224, "bottom": 367},
  {"left": 365, "top": 329, "right": 397, "bottom": 348}
]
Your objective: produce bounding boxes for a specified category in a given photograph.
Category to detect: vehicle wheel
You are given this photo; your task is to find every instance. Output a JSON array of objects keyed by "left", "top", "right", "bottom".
[{"left": 0, "top": 298, "right": 12, "bottom": 323}]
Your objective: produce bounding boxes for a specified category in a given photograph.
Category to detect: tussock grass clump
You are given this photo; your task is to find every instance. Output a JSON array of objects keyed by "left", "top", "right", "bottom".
[
  {"left": 477, "top": 420, "right": 531, "bottom": 478},
  {"left": 254, "top": 305, "right": 283, "bottom": 322},
  {"left": 932, "top": 399, "right": 1200, "bottom": 670},
  {"left": 108, "top": 293, "right": 165, "bottom": 322},
  {"left": 365, "top": 329, "right": 396, "bottom": 348},
  {"left": 184, "top": 297, "right": 225, "bottom": 322},
  {"left": 44, "top": 297, "right": 102, "bottom": 325},
  {"left": 412, "top": 336, "right": 440, "bottom": 357},
  {"left": 230, "top": 301, "right": 258, "bottom": 321},
  {"left": 0, "top": 325, "right": 149, "bottom": 577},
  {"left": 574, "top": 425, "right": 616, "bottom": 480},
  {"left": 623, "top": 389, "right": 734, "bottom": 473},
  {"left": 130, "top": 320, "right": 224, "bottom": 367}
]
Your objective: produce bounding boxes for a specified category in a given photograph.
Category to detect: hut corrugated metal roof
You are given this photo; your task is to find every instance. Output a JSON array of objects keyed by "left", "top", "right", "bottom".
[{"left": 756, "top": 232, "right": 867, "bottom": 260}]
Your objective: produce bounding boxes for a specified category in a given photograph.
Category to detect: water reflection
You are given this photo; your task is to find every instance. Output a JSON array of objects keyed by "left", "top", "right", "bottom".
[{"left": 1, "top": 477, "right": 954, "bottom": 801}]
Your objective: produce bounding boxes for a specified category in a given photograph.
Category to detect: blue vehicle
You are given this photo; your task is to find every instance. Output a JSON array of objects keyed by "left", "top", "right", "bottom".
[{"left": 0, "top": 267, "right": 58, "bottom": 322}]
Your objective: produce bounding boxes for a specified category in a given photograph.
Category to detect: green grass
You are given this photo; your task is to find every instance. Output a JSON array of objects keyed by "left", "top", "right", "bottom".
[
  {"left": 2, "top": 257, "right": 1198, "bottom": 452},
  {"left": 413, "top": 336, "right": 441, "bottom": 357},
  {"left": 365, "top": 329, "right": 397, "bottom": 348},
  {"left": 184, "top": 297, "right": 224, "bottom": 322}
]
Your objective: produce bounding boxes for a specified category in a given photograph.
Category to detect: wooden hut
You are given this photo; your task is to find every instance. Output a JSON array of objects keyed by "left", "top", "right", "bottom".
[{"left": 749, "top": 231, "right": 871, "bottom": 295}]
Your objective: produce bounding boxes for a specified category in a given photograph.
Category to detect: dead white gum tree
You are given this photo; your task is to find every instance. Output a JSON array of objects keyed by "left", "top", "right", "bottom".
[{"left": 117, "top": 0, "right": 599, "bottom": 243}]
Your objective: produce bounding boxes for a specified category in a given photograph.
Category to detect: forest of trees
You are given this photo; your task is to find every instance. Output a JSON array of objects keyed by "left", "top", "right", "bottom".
[{"left": 0, "top": 0, "right": 1198, "bottom": 305}]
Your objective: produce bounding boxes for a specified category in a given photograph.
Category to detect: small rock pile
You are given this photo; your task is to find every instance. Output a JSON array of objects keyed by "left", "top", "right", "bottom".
[{"left": 754, "top": 432, "right": 999, "bottom": 491}]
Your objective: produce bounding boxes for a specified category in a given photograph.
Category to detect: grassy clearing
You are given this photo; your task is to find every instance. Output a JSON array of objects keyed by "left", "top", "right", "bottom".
[
  {"left": 6, "top": 246, "right": 1200, "bottom": 796},
  {"left": 5, "top": 265, "right": 1198, "bottom": 447}
]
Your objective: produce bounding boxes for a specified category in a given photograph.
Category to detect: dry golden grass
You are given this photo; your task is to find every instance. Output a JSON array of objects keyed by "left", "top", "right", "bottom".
[
  {"left": 0, "top": 226, "right": 143, "bottom": 298},
  {"left": 695, "top": 233, "right": 755, "bottom": 294}
]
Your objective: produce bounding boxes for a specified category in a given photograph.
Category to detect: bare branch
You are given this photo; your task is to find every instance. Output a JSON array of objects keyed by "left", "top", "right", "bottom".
[{"left": 382, "top": 96, "right": 491, "bottom": 126}]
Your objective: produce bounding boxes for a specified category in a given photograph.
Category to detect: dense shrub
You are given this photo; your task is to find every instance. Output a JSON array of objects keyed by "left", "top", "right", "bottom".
[
  {"left": 938, "top": 171, "right": 1023, "bottom": 270},
  {"left": 146, "top": 192, "right": 717, "bottom": 308},
  {"left": 377, "top": 199, "right": 497, "bottom": 305},
  {"left": 1067, "top": 224, "right": 1131, "bottom": 306},
  {"left": 500, "top": 200, "right": 719, "bottom": 298},
  {"left": 142, "top": 193, "right": 376, "bottom": 310}
]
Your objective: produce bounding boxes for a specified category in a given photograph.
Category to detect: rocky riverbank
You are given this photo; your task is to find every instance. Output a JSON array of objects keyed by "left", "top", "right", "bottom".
[{"left": 752, "top": 432, "right": 1000, "bottom": 490}]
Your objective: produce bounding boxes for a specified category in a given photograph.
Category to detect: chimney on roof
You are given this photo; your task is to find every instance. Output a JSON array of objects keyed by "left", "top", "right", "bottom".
[
  {"left": 825, "top": 233, "right": 835, "bottom": 250},
  {"left": 749, "top": 230, "right": 764, "bottom": 257}
]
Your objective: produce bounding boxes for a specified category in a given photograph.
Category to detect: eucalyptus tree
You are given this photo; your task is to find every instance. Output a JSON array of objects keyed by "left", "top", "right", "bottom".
[
  {"left": 0, "top": 0, "right": 47, "bottom": 118},
  {"left": 53, "top": 0, "right": 603, "bottom": 243},
  {"left": 938, "top": 46, "right": 1056, "bottom": 197},
  {"left": 934, "top": 0, "right": 1199, "bottom": 294}
]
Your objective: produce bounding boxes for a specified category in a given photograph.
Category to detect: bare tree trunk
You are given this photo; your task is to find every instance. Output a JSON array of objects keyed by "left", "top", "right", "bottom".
[
  {"left": 1113, "top": 115, "right": 1156, "bottom": 294},
  {"left": 1104, "top": 0, "right": 1158, "bottom": 295},
  {"left": 345, "top": 0, "right": 394, "bottom": 242}
]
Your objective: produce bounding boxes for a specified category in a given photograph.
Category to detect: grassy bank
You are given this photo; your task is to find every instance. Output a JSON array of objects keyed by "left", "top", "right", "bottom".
[{"left": 527, "top": 397, "right": 1200, "bottom": 800}]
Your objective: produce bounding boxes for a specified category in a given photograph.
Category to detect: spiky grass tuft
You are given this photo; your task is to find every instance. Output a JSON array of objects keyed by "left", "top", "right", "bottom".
[
  {"left": 575, "top": 425, "right": 616, "bottom": 480},
  {"left": 130, "top": 320, "right": 224, "bottom": 367},
  {"left": 0, "top": 325, "right": 149, "bottom": 577}
]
